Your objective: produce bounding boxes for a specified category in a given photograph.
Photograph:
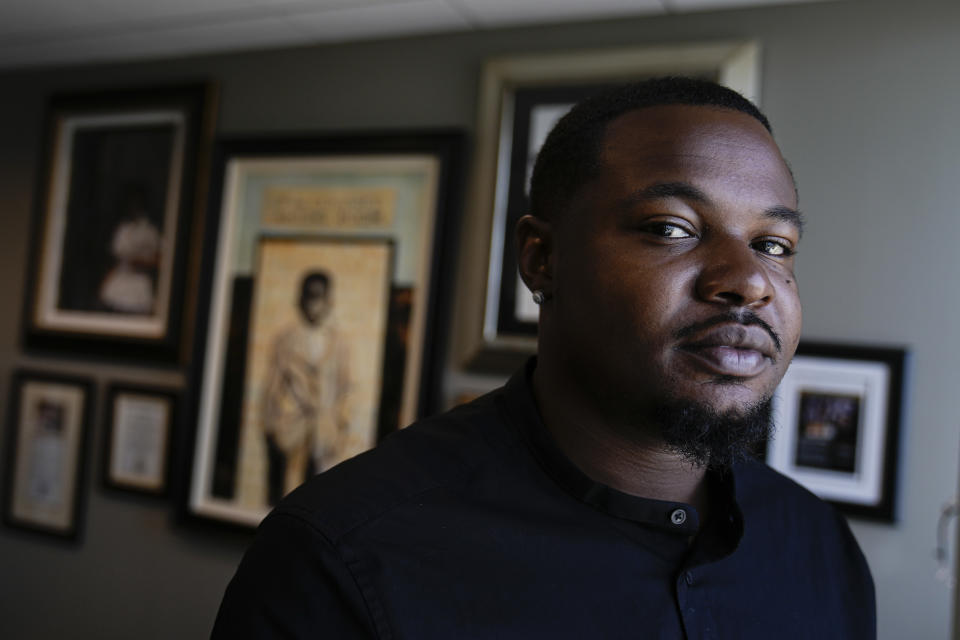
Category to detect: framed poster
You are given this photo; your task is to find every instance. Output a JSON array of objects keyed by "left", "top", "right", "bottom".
[
  {"left": 184, "top": 132, "right": 464, "bottom": 526},
  {"left": 103, "top": 383, "right": 178, "bottom": 496},
  {"left": 3, "top": 370, "right": 94, "bottom": 540},
  {"left": 453, "top": 41, "right": 761, "bottom": 371},
  {"left": 22, "top": 84, "right": 217, "bottom": 362},
  {"left": 766, "top": 342, "right": 908, "bottom": 521}
]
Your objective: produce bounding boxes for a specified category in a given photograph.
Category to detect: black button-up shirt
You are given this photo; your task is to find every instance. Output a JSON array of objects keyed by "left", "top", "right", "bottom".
[{"left": 213, "top": 362, "right": 875, "bottom": 639}]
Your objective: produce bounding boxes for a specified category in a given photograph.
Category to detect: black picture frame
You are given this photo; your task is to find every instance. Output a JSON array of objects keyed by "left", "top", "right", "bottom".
[
  {"left": 102, "top": 383, "right": 179, "bottom": 497},
  {"left": 493, "top": 84, "right": 615, "bottom": 340},
  {"left": 21, "top": 83, "right": 217, "bottom": 364},
  {"left": 2, "top": 369, "right": 95, "bottom": 541},
  {"left": 765, "top": 342, "right": 908, "bottom": 522},
  {"left": 178, "top": 130, "right": 465, "bottom": 527}
]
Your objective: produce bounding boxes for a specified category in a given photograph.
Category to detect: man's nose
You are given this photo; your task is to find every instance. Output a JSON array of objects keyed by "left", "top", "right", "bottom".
[{"left": 694, "top": 237, "right": 774, "bottom": 308}]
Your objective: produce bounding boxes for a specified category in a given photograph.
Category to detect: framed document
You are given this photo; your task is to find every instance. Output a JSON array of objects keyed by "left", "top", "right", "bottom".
[
  {"left": 103, "top": 384, "right": 178, "bottom": 495},
  {"left": 184, "top": 131, "right": 464, "bottom": 526},
  {"left": 766, "top": 342, "right": 907, "bottom": 521},
  {"left": 3, "top": 370, "right": 94, "bottom": 540},
  {"left": 455, "top": 41, "right": 760, "bottom": 371},
  {"left": 21, "top": 84, "right": 217, "bottom": 362}
]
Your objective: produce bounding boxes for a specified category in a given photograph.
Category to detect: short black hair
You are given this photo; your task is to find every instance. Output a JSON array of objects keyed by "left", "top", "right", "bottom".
[
  {"left": 300, "top": 271, "right": 331, "bottom": 300},
  {"left": 528, "top": 76, "right": 773, "bottom": 220}
]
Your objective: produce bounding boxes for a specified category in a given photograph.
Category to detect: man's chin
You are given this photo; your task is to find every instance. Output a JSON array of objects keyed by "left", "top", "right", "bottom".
[{"left": 652, "top": 396, "right": 774, "bottom": 470}]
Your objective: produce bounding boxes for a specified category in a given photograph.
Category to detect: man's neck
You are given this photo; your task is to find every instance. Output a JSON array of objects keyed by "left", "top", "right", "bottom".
[{"left": 531, "top": 361, "right": 710, "bottom": 517}]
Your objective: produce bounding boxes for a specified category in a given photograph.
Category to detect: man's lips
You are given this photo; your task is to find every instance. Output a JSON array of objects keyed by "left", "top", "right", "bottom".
[{"left": 675, "top": 324, "right": 777, "bottom": 378}]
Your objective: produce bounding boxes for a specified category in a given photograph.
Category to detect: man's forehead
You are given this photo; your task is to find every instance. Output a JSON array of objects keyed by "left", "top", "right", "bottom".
[
  {"left": 596, "top": 104, "right": 797, "bottom": 205},
  {"left": 601, "top": 104, "right": 779, "bottom": 156}
]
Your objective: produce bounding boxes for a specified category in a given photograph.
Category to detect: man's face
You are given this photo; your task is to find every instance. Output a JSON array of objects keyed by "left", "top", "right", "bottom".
[
  {"left": 546, "top": 105, "right": 802, "bottom": 426},
  {"left": 300, "top": 280, "right": 332, "bottom": 327}
]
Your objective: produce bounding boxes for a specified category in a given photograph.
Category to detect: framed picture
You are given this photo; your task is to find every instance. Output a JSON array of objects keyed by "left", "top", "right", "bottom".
[
  {"left": 766, "top": 342, "right": 908, "bottom": 521},
  {"left": 453, "top": 41, "right": 761, "bottom": 371},
  {"left": 184, "top": 132, "right": 464, "bottom": 526},
  {"left": 2, "top": 370, "right": 94, "bottom": 540},
  {"left": 103, "top": 383, "right": 178, "bottom": 496},
  {"left": 22, "top": 84, "right": 217, "bottom": 362}
]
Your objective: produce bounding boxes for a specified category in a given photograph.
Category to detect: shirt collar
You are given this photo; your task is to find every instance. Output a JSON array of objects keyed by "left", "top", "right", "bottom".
[{"left": 499, "top": 358, "right": 743, "bottom": 540}]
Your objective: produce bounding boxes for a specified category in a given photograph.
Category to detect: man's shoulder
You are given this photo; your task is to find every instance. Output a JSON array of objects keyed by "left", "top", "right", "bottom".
[
  {"left": 736, "top": 458, "right": 829, "bottom": 508},
  {"left": 269, "top": 389, "right": 511, "bottom": 541},
  {"left": 734, "top": 458, "right": 874, "bottom": 603},
  {"left": 734, "top": 458, "right": 857, "bottom": 537}
]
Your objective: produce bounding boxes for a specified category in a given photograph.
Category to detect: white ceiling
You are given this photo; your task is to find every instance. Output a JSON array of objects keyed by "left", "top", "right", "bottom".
[{"left": 0, "top": 0, "right": 832, "bottom": 70}]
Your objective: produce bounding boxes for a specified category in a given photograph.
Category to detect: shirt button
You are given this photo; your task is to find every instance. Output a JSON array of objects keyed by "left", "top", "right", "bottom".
[
  {"left": 670, "top": 508, "right": 687, "bottom": 525},
  {"left": 684, "top": 571, "right": 695, "bottom": 586}
]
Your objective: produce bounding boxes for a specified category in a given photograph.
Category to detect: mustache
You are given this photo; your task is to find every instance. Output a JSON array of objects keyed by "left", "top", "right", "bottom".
[{"left": 673, "top": 310, "right": 783, "bottom": 354}]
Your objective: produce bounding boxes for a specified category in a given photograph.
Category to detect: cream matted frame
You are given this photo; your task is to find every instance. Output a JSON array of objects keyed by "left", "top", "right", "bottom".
[
  {"left": 3, "top": 370, "right": 94, "bottom": 540},
  {"left": 22, "top": 84, "right": 216, "bottom": 363},
  {"left": 103, "top": 383, "right": 178, "bottom": 496},
  {"left": 185, "top": 133, "right": 464, "bottom": 527},
  {"left": 453, "top": 41, "right": 761, "bottom": 371},
  {"left": 766, "top": 342, "right": 907, "bottom": 521}
]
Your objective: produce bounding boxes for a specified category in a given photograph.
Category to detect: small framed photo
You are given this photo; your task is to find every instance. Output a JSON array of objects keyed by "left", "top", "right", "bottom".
[
  {"left": 22, "top": 84, "right": 216, "bottom": 362},
  {"left": 766, "top": 342, "right": 908, "bottom": 521},
  {"left": 455, "top": 41, "right": 761, "bottom": 371},
  {"left": 103, "top": 384, "right": 178, "bottom": 496},
  {"left": 3, "top": 370, "right": 94, "bottom": 540},
  {"left": 185, "top": 132, "right": 464, "bottom": 527}
]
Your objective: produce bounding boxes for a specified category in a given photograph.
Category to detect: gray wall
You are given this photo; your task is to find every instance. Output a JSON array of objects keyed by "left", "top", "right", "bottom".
[{"left": 1, "top": 0, "right": 958, "bottom": 637}]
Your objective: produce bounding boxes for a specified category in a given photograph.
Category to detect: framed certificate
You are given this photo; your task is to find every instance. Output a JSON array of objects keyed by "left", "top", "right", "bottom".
[
  {"left": 103, "top": 384, "right": 178, "bottom": 496},
  {"left": 3, "top": 370, "right": 94, "bottom": 540}
]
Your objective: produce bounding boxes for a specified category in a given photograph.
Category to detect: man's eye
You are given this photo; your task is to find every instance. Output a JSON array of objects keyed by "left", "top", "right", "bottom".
[
  {"left": 649, "top": 223, "right": 692, "bottom": 238},
  {"left": 754, "top": 240, "right": 794, "bottom": 257}
]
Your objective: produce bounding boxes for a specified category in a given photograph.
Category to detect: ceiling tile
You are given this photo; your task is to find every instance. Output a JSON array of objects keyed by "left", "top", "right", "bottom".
[
  {"left": 0, "top": 0, "right": 839, "bottom": 69},
  {"left": 452, "top": 0, "right": 664, "bottom": 27},
  {"left": 290, "top": 1, "right": 471, "bottom": 42},
  {"left": 666, "top": 0, "right": 831, "bottom": 11},
  {"left": 0, "top": 0, "right": 362, "bottom": 37},
  {"left": 0, "top": 13, "right": 317, "bottom": 68}
]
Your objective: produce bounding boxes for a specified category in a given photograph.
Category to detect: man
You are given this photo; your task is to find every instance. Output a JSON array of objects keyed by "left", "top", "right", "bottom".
[
  {"left": 213, "top": 77, "right": 874, "bottom": 639},
  {"left": 261, "top": 271, "right": 351, "bottom": 504}
]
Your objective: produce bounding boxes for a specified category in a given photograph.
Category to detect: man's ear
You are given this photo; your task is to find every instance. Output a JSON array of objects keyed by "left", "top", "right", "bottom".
[{"left": 515, "top": 214, "right": 553, "bottom": 298}]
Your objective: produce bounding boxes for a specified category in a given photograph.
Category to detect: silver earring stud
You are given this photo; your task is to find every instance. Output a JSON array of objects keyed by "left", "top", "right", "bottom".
[{"left": 532, "top": 290, "right": 545, "bottom": 305}]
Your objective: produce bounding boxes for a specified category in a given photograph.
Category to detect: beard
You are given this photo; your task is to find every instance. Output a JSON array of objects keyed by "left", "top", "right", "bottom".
[{"left": 651, "top": 395, "right": 774, "bottom": 470}]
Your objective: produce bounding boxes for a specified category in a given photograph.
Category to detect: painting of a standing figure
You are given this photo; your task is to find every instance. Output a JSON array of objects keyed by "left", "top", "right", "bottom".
[
  {"left": 234, "top": 237, "right": 393, "bottom": 509},
  {"left": 261, "top": 271, "right": 351, "bottom": 503}
]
